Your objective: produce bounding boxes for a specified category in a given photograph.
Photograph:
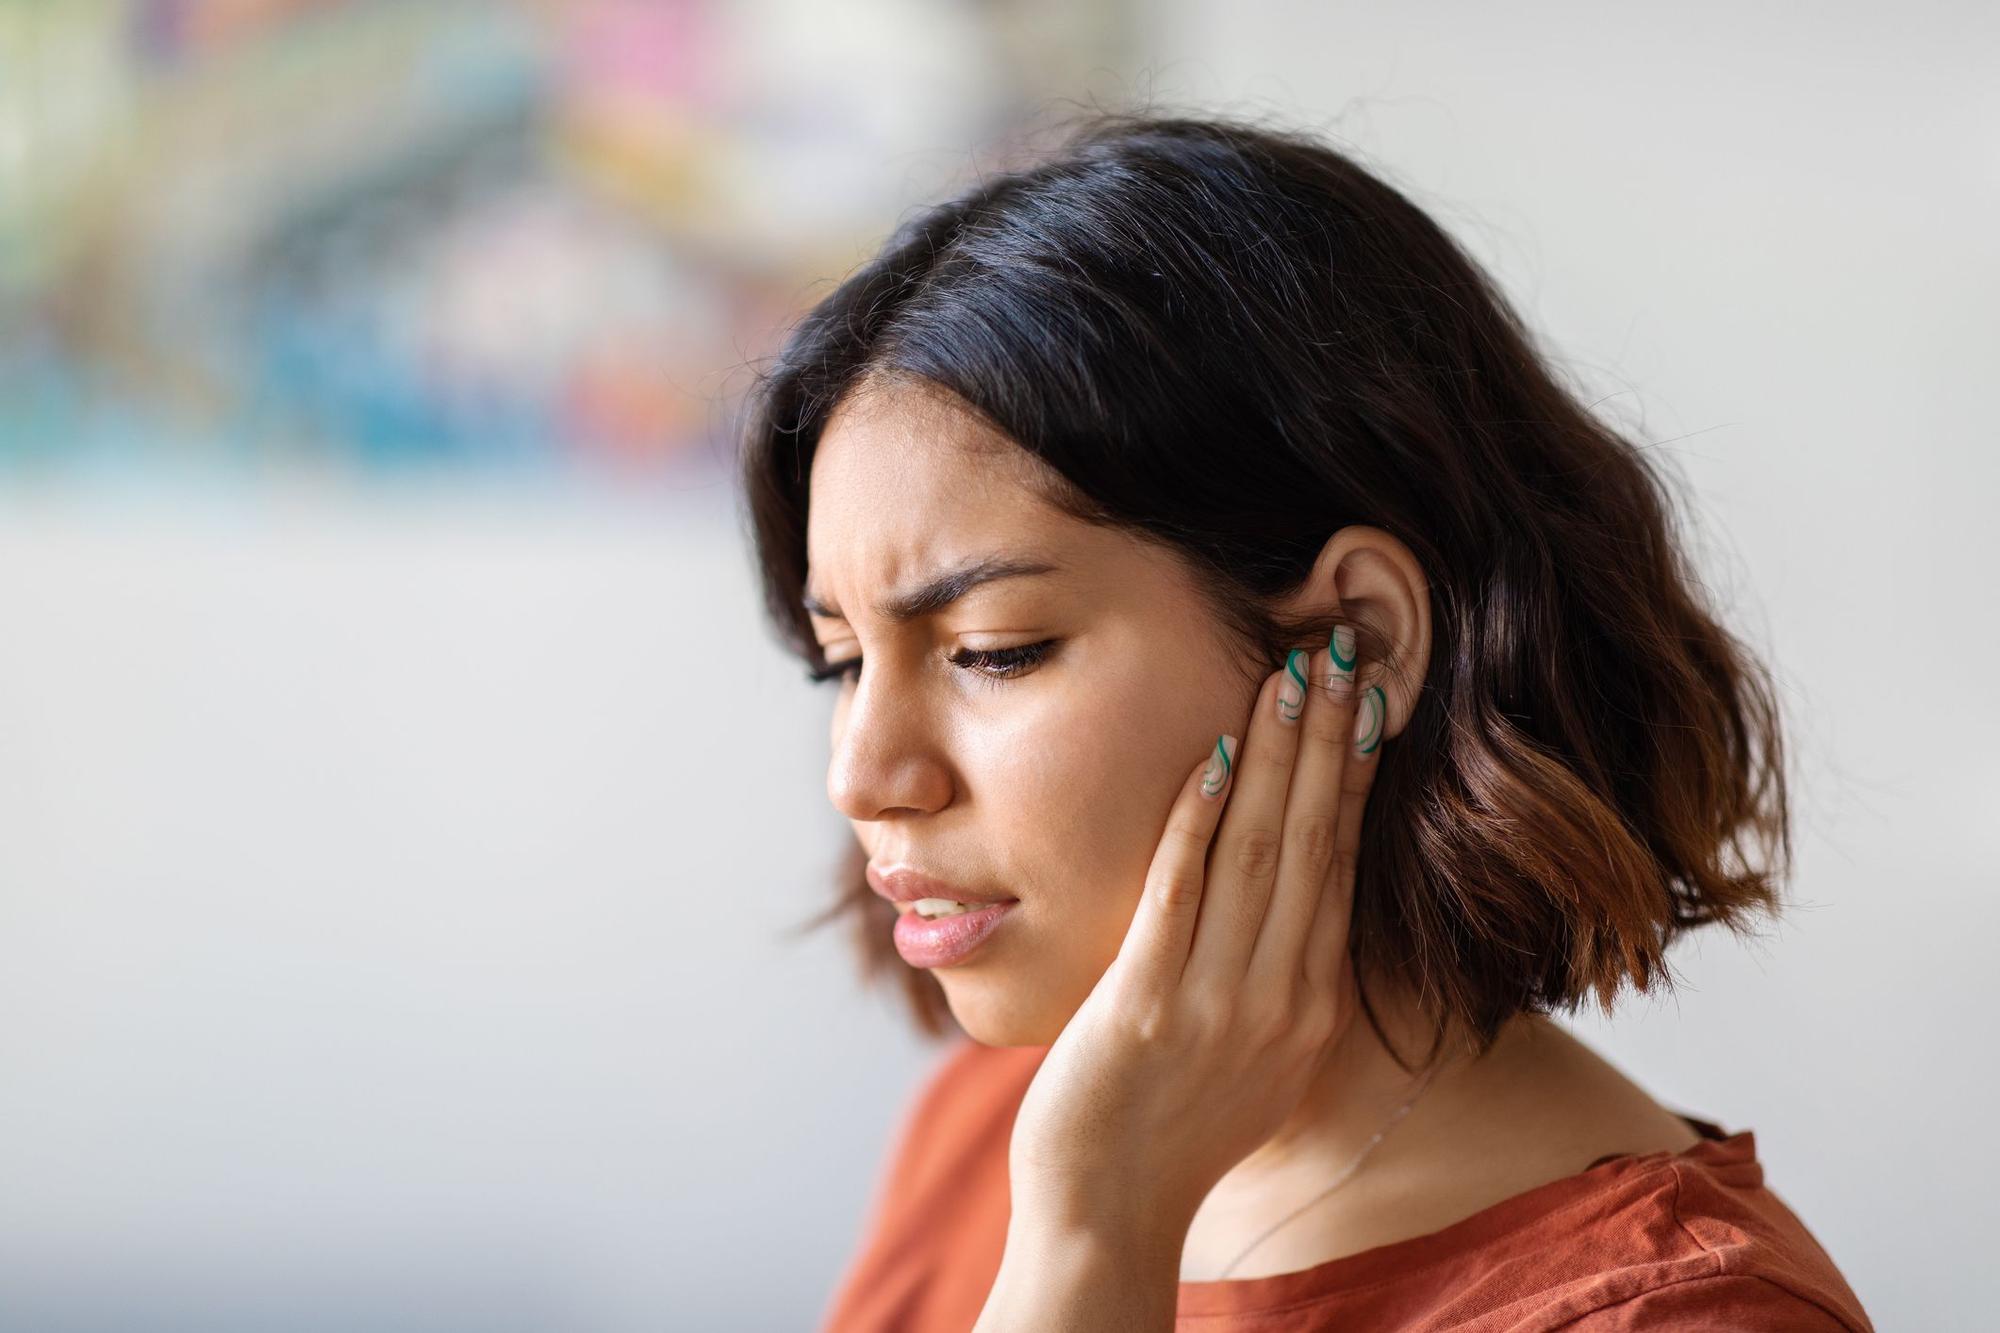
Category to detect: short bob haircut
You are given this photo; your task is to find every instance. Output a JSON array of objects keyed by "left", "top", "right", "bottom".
[{"left": 738, "top": 110, "right": 1791, "bottom": 1073}]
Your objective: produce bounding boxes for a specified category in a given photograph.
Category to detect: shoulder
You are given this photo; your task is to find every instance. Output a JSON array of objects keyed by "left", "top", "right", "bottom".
[
  {"left": 1550, "top": 1272, "right": 1868, "bottom": 1330},
  {"left": 1544, "top": 1141, "right": 1875, "bottom": 1332}
]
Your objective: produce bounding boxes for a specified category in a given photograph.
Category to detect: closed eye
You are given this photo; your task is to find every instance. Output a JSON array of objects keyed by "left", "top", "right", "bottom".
[{"left": 807, "top": 639, "right": 1058, "bottom": 687}]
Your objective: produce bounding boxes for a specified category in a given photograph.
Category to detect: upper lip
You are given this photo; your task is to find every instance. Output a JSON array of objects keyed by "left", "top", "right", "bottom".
[{"left": 867, "top": 862, "right": 1018, "bottom": 910}]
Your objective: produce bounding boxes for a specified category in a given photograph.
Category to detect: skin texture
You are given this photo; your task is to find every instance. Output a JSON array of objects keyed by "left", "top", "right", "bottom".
[{"left": 806, "top": 381, "right": 1702, "bottom": 1287}]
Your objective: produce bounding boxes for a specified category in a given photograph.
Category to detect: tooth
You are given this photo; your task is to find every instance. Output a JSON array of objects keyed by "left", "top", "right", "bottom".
[{"left": 912, "top": 897, "right": 979, "bottom": 919}]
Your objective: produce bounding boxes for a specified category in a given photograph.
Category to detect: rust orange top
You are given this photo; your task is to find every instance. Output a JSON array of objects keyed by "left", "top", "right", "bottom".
[{"left": 820, "top": 1037, "right": 1873, "bottom": 1331}]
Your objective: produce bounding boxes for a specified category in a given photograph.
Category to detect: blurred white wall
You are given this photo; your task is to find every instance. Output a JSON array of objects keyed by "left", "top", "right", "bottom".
[{"left": 2, "top": 1, "right": 1994, "bottom": 1328}]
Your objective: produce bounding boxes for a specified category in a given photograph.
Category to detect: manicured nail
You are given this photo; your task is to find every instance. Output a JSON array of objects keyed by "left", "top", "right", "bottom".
[
  {"left": 1325, "top": 624, "right": 1357, "bottom": 699},
  {"left": 1201, "top": 733, "right": 1237, "bottom": 799},
  {"left": 1277, "top": 649, "right": 1308, "bottom": 724},
  {"left": 1353, "top": 685, "right": 1386, "bottom": 756}
]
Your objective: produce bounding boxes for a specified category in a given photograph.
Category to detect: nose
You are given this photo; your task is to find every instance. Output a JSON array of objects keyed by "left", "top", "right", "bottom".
[{"left": 825, "top": 674, "right": 953, "bottom": 823}]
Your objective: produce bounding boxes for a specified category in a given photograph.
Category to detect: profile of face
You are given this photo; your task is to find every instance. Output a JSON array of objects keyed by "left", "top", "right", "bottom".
[{"left": 804, "top": 382, "right": 1276, "bottom": 1047}]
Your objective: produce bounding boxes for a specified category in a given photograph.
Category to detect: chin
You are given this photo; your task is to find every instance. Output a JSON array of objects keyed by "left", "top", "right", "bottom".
[{"left": 935, "top": 969, "right": 1071, "bottom": 1047}]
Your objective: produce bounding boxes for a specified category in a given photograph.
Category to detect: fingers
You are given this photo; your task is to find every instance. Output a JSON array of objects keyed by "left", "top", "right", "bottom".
[
  {"left": 1110, "top": 628, "right": 1390, "bottom": 1017},
  {"left": 1111, "top": 735, "right": 1237, "bottom": 1001},
  {"left": 1184, "top": 666, "right": 1306, "bottom": 984},
  {"left": 1245, "top": 627, "right": 1367, "bottom": 992},
  {"left": 1300, "top": 663, "right": 1386, "bottom": 996}
]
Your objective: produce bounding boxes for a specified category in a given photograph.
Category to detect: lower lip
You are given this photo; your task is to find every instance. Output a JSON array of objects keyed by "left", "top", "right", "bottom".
[{"left": 892, "top": 901, "right": 1018, "bottom": 969}]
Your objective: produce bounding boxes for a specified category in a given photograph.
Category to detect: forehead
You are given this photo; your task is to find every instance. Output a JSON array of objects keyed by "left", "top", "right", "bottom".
[{"left": 805, "top": 384, "right": 1071, "bottom": 597}]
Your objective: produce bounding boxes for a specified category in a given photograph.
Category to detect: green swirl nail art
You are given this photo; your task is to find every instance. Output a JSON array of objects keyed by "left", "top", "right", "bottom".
[
  {"left": 1353, "top": 684, "right": 1386, "bottom": 755},
  {"left": 1201, "top": 733, "right": 1237, "bottom": 797},
  {"left": 1328, "top": 623, "right": 1357, "bottom": 688},
  {"left": 1278, "top": 648, "right": 1309, "bottom": 722}
]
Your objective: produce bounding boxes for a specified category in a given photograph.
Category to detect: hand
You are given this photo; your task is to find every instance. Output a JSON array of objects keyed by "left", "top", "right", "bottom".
[{"left": 1004, "top": 629, "right": 1388, "bottom": 1247}]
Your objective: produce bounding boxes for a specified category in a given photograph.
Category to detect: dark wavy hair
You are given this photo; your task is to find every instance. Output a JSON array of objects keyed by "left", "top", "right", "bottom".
[{"left": 735, "top": 110, "right": 1792, "bottom": 1073}]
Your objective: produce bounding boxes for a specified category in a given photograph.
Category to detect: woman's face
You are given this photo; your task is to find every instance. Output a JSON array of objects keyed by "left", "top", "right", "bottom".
[{"left": 805, "top": 383, "right": 1263, "bottom": 1046}]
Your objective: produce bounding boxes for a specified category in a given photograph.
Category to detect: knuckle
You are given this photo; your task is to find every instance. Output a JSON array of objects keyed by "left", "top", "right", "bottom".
[
  {"left": 1240, "top": 996, "right": 1291, "bottom": 1045},
  {"left": 1291, "top": 813, "right": 1338, "bottom": 874},
  {"left": 1293, "top": 992, "right": 1339, "bottom": 1046},
  {"left": 1152, "top": 871, "right": 1203, "bottom": 914},
  {"left": 1230, "top": 827, "right": 1282, "bottom": 881},
  {"left": 1124, "top": 996, "right": 1175, "bottom": 1045}
]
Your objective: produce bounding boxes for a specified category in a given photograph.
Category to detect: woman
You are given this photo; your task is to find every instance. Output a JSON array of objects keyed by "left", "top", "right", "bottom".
[{"left": 738, "top": 112, "right": 1873, "bottom": 1330}]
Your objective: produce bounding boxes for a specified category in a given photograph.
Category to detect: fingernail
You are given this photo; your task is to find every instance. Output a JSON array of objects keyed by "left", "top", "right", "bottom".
[
  {"left": 1277, "top": 649, "right": 1308, "bottom": 724},
  {"left": 1201, "top": 733, "right": 1237, "bottom": 799},
  {"left": 1353, "top": 685, "right": 1386, "bottom": 756},
  {"left": 1325, "top": 624, "right": 1357, "bottom": 699}
]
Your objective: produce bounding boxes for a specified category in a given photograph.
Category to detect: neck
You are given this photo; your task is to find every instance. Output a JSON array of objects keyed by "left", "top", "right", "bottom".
[{"left": 1198, "top": 979, "right": 1516, "bottom": 1216}]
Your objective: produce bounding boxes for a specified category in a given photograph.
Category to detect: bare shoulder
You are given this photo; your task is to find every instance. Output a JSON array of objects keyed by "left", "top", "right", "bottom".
[
  {"left": 1460, "top": 1016, "right": 1706, "bottom": 1175},
  {"left": 1518, "top": 1017, "right": 1707, "bottom": 1153}
]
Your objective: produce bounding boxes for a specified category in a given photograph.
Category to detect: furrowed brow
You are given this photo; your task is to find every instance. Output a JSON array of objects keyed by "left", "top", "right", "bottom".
[{"left": 802, "top": 555, "right": 1063, "bottom": 624}]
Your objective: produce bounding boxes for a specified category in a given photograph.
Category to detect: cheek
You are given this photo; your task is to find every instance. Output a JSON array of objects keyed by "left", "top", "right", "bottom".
[{"left": 973, "top": 671, "right": 1218, "bottom": 914}]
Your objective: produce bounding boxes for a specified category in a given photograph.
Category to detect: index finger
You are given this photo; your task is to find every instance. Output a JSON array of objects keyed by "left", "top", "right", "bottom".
[
  {"left": 1107, "top": 734, "right": 1238, "bottom": 1004},
  {"left": 1244, "top": 629, "right": 1361, "bottom": 988}
]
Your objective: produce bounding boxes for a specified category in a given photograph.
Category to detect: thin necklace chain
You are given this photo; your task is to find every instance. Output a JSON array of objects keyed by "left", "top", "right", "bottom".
[{"left": 1211, "top": 1062, "right": 1441, "bottom": 1281}]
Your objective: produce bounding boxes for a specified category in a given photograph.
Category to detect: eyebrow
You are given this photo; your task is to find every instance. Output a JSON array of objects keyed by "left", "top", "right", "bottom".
[{"left": 802, "top": 555, "right": 1064, "bottom": 624}]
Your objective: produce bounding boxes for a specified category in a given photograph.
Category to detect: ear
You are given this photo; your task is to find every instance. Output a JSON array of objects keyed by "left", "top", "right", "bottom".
[{"left": 1278, "top": 525, "right": 1432, "bottom": 741}]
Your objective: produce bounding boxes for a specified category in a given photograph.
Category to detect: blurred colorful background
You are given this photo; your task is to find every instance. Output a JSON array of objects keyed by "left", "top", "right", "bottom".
[
  {"left": 1, "top": 1, "right": 1993, "bottom": 1329},
  {"left": 0, "top": 0, "right": 1120, "bottom": 491}
]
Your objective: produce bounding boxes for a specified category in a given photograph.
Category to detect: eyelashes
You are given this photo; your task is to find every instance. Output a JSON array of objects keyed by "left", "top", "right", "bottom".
[
  {"left": 952, "top": 639, "right": 1059, "bottom": 685},
  {"left": 806, "top": 639, "right": 1058, "bottom": 688},
  {"left": 805, "top": 651, "right": 867, "bottom": 687}
]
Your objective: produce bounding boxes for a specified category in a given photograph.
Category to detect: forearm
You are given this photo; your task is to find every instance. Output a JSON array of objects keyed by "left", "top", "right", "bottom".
[{"left": 972, "top": 1212, "right": 1183, "bottom": 1333}]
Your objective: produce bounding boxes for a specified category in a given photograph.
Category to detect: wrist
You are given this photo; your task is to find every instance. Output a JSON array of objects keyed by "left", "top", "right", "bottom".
[
  {"left": 1008, "top": 1202, "right": 1188, "bottom": 1269},
  {"left": 975, "top": 1212, "right": 1184, "bottom": 1333},
  {"left": 1007, "top": 1179, "right": 1197, "bottom": 1260}
]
